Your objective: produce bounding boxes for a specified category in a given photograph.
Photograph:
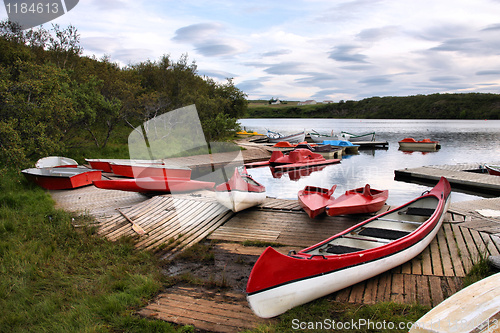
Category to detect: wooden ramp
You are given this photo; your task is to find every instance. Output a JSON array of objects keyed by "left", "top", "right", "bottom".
[
  {"left": 138, "top": 285, "right": 275, "bottom": 333},
  {"left": 98, "top": 192, "right": 234, "bottom": 257}
]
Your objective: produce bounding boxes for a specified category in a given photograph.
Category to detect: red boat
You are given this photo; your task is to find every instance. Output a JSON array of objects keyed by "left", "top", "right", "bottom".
[
  {"left": 93, "top": 177, "right": 215, "bottom": 193},
  {"left": 297, "top": 185, "right": 337, "bottom": 218},
  {"left": 246, "top": 177, "right": 451, "bottom": 318},
  {"left": 398, "top": 138, "right": 440, "bottom": 150},
  {"left": 485, "top": 164, "right": 500, "bottom": 176},
  {"left": 325, "top": 184, "right": 389, "bottom": 216},
  {"left": 22, "top": 167, "right": 102, "bottom": 190},
  {"left": 110, "top": 162, "right": 192, "bottom": 179},
  {"left": 245, "top": 149, "right": 340, "bottom": 170},
  {"left": 215, "top": 167, "right": 266, "bottom": 212}
]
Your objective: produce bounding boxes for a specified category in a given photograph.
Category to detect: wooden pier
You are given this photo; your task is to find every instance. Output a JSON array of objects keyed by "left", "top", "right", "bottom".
[{"left": 395, "top": 162, "right": 500, "bottom": 195}]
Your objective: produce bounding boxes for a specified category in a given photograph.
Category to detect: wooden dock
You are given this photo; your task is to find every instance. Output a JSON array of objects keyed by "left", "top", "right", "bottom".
[
  {"left": 47, "top": 156, "right": 500, "bottom": 332},
  {"left": 395, "top": 162, "right": 500, "bottom": 195}
]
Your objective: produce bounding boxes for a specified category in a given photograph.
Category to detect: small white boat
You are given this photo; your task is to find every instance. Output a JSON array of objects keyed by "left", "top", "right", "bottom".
[
  {"left": 35, "top": 156, "right": 78, "bottom": 168},
  {"left": 267, "top": 130, "right": 305, "bottom": 143},
  {"left": 341, "top": 131, "right": 376, "bottom": 142},
  {"left": 409, "top": 272, "right": 500, "bottom": 333},
  {"left": 309, "top": 130, "right": 344, "bottom": 143},
  {"left": 216, "top": 167, "right": 266, "bottom": 212}
]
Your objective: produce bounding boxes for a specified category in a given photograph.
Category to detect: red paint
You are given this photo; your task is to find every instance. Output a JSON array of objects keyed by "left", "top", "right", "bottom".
[{"left": 326, "top": 184, "right": 388, "bottom": 216}]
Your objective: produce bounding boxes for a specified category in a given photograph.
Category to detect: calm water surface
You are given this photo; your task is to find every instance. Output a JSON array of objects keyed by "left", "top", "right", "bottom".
[{"left": 237, "top": 119, "right": 500, "bottom": 206}]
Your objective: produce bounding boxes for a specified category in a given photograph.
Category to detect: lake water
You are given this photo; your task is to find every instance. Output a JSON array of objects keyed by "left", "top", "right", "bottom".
[{"left": 237, "top": 119, "right": 500, "bottom": 206}]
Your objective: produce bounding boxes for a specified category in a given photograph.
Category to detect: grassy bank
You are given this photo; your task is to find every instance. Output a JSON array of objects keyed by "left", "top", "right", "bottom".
[{"left": 0, "top": 169, "right": 189, "bottom": 332}]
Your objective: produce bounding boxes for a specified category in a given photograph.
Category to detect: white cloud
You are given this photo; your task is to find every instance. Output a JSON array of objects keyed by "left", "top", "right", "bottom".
[{"left": 4, "top": 0, "right": 500, "bottom": 101}]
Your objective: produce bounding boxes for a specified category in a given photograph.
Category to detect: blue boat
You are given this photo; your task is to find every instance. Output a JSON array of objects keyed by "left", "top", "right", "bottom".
[{"left": 322, "top": 140, "right": 360, "bottom": 154}]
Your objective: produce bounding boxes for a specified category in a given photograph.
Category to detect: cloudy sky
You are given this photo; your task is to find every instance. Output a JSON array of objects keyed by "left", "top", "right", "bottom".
[{"left": 3, "top": 0, "right": 500, "bottom": 102}]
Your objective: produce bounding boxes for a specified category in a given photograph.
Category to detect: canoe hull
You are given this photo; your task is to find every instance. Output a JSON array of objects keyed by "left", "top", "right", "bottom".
[
  {"left": 110, "top": 163, "right": 191, "bottom": 179},
  {"left": 248, "top": 216, "right": 445, "bottom": 318},
  {"left": 93, "top": 177, "right": 214, "bottom": 193},
  {"left": 216, "top": 191, "right": 267, "bottom": 212},
  {"left": 247, "top": 177, "right": 451, "bottom": 318},
  {"left": 22, "top": 168, "right": 102, "bottom": 190}
]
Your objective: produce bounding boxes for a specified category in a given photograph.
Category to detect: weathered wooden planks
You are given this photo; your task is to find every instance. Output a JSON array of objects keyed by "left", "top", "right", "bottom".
[
  {"left": 98, "top": 195, "right": 234, "bottom": 255},
  {"left": 138, "top": 285, "right": 275, "bottom": 333}
]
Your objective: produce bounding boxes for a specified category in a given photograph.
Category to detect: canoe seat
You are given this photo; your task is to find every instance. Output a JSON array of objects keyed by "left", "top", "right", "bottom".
[
  {"left": 359, "top": 227, "right": 410, "bottom": 240},
  {"left": 401, "top": 207, "right": 435, "bottom": 217},
  {"left": 325, "top": 244, "right": 364, "bottom": 254},
  {"left": 377, "top": 217, "right": 423, "bottom": 225}
]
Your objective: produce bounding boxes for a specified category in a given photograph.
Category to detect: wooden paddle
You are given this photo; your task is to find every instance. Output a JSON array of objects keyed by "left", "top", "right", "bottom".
[{"left": 117, "top": 208, "right": 146, "bottom": 235}]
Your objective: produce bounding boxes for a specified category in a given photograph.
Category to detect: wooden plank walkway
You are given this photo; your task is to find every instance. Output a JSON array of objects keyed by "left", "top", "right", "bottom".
[
  {"left": 98, "top": 192, "right": 234, "bottom": 258},
  {"left": 395, "top": 162, "right": 500, "bottom": 195},
  {"left": 138, "top": 285, "right": 276, "bottom": 333}
]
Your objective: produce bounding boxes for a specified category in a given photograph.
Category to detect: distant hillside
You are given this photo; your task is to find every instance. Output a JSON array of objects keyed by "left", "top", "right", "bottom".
[{"left": 245, "top": 93, "right": 500, "bottom": 119}]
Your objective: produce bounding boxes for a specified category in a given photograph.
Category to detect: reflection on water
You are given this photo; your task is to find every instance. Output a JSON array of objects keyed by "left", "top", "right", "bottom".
[{"left": 239, "top": 119, "right": 500, "bottom": 206}]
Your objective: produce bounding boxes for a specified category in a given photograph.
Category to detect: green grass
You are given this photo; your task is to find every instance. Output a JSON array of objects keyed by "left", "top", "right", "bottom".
[
  {"left": 0, "top": 169, "right": 188, "bottom": 332},
  {"left": 245, "top": 300, "right": 430, "bottom": 333}
]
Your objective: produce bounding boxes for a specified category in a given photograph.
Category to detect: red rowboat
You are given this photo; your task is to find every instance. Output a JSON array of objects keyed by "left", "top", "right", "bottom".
[
  {"left": 93, "top": 177, "right": 215, "bottom": 193},
  {"left": 247, "top": 177, "right": 451, "bottom": 318},
  {"left": 325, "top": 184, "right": 388, "bottom": 216},
  {"left": 22, "top": 167, "right": 102, "bottom": 190},
  {"left": 109, "top": 162, "right": 192, "bottom": 179},
  {"left": 485, "top": 164, "right": 500, "bottom": 176},
  {"left": 216, "top": 167, "right": 266, "bottom": 212},
  {"left": 297, "top": 185, "right": 337, "bottom": 218}
]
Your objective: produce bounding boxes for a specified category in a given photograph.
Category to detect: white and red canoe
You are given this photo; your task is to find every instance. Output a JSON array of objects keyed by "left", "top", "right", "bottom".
[
  {"left": 485, "top": 164, "right": 500, "bottom": 176},
  {"left": 246, "top": 177, "right": 451, "bottom": 318},
  {"left": 22, "top": 167, "right": 102, "bottom": 190},
  {"left": 297, "top": 185, "right": 337, "bottom": 219},
  {"left": 325, "top": 184, "right": 388, "bottom": 216},
  {"left": 216, "top": 167, "right": 266, "bottom": 212},
  {"left": 93, "top": 177, "right": 215, "bottom": 193}
]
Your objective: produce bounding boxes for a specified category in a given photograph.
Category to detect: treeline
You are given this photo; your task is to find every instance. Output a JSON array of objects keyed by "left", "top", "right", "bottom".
[
  {"left": 246, "top": 93, "right": 500, "bottom": 119},
  {"left": 0, "top": 21, "right": 246, "bottom": 168}
]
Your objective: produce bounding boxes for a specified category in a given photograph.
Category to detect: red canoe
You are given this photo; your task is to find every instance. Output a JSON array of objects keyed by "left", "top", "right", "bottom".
[
  {"left": 325, "top": 184, "right": 389, "bottom": 216},
  {"left": 246, "top": 177, "right": 451, "bottom": 318},
  {"left": 22, "top": 167, "right": 102, "bottom": 190},
  {"left": 215, "top": 167, "right": 266, "bottom": 212},
  {"left": 93, "top": 177, "right": 215, "bottom": 193},
  {"left": 297, "top": 185, "right": 337, "bottom": 218}
]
